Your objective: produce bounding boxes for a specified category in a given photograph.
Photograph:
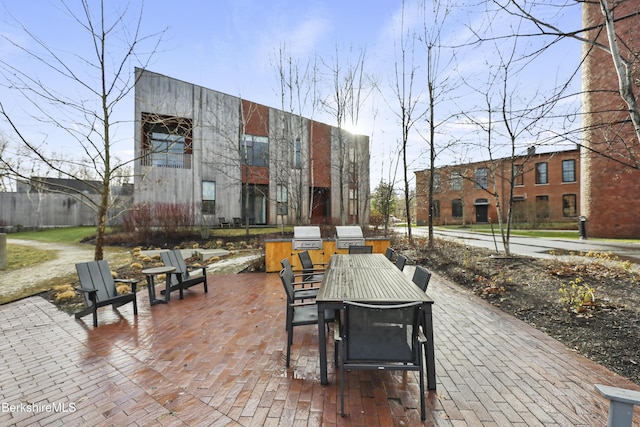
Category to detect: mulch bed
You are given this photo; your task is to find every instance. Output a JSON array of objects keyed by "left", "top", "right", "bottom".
[{"left": 402, "top": 237, "right": 640, "bottom": 385}]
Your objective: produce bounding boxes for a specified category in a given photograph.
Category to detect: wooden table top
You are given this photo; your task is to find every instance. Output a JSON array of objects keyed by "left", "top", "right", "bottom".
[
  {"left": 141, "top": 266, "right": 176, "bottom": 275},
  {"left": 316, "top": 254, "right": 433, "bottom": 304}
]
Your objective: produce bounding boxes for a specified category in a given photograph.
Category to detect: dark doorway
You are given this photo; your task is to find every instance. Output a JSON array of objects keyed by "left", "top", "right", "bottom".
[
  {"left": 310, "top": 188, "right": 330, "bottom": 224},
  {"left": 475, "top": 199, "right": 489, "bottom": 223}
]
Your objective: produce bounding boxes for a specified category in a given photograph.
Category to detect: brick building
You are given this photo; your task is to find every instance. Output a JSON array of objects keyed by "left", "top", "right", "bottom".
[
  {"left": 582, "top": 1, "right": 640, "bottom": 238},
  {"left": 415, "top": 149, "right": 580, "bottom": 227}
]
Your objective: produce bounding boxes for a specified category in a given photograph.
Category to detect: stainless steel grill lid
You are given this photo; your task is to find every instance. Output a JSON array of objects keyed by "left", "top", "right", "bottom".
[
  {"left": 335, "top": 226, "right": 365, "bottom": 249},
  {"left": 292, "top": 226, "right": 323, "bottom": 250}
]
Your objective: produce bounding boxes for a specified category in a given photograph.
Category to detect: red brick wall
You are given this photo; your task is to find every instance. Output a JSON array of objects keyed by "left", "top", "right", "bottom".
[
  {"left": 582, "top": 1, "right": 640, "bottom": 238},
  {"left": 309, "top": 121, "right": 331, "bottom": 188},
  {"left": 241, "top": 100, "right": 270, "bottom": 185}
]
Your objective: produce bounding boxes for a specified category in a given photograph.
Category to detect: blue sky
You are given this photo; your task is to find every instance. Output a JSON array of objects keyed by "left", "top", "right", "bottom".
[{"left": 0, "top": 0, "right": 583, "bottom": 188}]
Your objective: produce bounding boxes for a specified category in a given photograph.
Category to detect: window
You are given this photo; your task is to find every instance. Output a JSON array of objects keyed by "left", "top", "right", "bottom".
[
  {"left": 562, "top": 160, "right": 576, "bottom": 183},
  {"left": 432, "top": 200, "right": 440, "bottom": 219},
  {"left": 276, "top": 184, "right": 288, "bottom": 215},
  {"left": 514, "top": 164, "right": 524, "bottom": 186},
  {"left": 512, "top": 197, "right": 526, "bottom": 223},
  {"left": 536, "top": 195, "right": 549, "bottom": 219},
  {"left": 535, "top": 162, "right": 548, "bottom": 184},
  {"left": 474, "top": 168, "right": 488, "bottom": 189},
  {"left": 142, "top": 113, "right": 192, "bottom": 169},
  {"left": 349, "top": 188, "right": 358, "bottom": 216},
  {"left": 452, "top": 199, "right": 463, "bottom": 218},
  {"left": 202, "top": 181, "right": 216, "bottom": 214},
  {"left": 293, "top": 138, "right": 302, "bottom": 169},
  {"left": 563, "top": 194, "right": 577, "bottom": 217},
  {"left": 241, "top": 134, "right": 269, "bottom": 167},
  {"left": 450, "top": 171, "right": 463, "bottom": 191},
  {"left": 433, "top": 173, "right": 441, "bottom": 193}
]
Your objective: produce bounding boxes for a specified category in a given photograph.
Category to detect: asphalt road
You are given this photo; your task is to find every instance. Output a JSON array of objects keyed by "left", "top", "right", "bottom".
[{"left": 396, "top": 226, "right": 640, "bottom": 265}]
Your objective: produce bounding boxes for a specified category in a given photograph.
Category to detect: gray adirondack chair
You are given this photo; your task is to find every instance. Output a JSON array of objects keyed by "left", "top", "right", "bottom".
[
  {"left": 160, "top": 249, "right": 208, "bottom": 299},
  {"left": 75, "top": 260, "right": 139, "bottom": 327}
]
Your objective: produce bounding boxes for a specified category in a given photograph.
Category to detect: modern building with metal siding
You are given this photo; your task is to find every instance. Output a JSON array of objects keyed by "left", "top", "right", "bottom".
[{"left": 133, "top": 68, "right": 369, "bottom": 227}]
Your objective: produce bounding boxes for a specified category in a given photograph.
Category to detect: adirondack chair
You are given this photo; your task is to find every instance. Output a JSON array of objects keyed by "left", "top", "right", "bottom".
[
  {"left": 160, "top": 249, "right": 208, "bottom": 299},
  {"left": 75, "top": 260, "right": 139, "bottom": 327}
]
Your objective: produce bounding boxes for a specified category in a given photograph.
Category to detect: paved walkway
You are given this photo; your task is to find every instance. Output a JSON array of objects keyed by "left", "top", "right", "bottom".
[{"left": 1, "top": 267, "right": 639, "bottom": 426}]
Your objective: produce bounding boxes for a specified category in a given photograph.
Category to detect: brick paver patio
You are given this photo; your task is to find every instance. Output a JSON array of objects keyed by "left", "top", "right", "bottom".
[{"left": 1, "top": 267, "right": 638, "bottom": 426}]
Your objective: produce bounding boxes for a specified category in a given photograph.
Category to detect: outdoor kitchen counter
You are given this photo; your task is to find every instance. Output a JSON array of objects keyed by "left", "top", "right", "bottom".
[{"left": 264, "top": 237, "right": 391, "bottom": 272}]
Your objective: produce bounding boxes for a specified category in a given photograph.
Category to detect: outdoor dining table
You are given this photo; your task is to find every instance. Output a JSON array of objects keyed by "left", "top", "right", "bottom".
[{"left": 316, "top": 253, "right": 436, "bottom": 389}]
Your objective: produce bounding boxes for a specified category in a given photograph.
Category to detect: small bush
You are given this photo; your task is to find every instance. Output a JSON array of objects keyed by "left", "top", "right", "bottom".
[
  {"left": 53, "top": 284, "right": 74, "bottom": 293},
  {"left": 116, "top": 283, "right": 131, "bottom": 294},
  {"left": 55, "top": 290, "right": 76, "bottom": 303},
  {"left": 559, "top": 277, "right": 595, "bottom": 313}
]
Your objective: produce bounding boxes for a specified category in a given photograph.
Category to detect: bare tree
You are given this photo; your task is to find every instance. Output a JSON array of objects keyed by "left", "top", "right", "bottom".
[
  {"left": 321, "top": 45, "right": 369, "bottom": 225},
  {"left": 461, "top": 14, "right": 575, "bottom": 255},
  {"left": 496, "top": 0, "right": 640, "bottom": 167},
  {"left": 0, "top": 0, "right": 165, "bottom": 260},
  {"left": 390, "top": 0, "right": 426, "bottom": 243},
  {"left": 416, "top": 0, "right": 460, "bottom": 247},
  {"left": 272, "top": 44, "right": 322, "bottom": 226}
]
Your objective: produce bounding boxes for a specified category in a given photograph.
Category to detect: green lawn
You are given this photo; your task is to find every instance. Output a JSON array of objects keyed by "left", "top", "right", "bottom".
[
  {"left": 5, "top": 244, "right": 57, "bottom": 271},
  {"left": 9, "top": 226, "right": 103, "bottom": 243}
]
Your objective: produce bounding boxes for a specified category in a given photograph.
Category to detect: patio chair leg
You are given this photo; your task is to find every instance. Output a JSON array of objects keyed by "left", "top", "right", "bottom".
[
  {"left": 340, "top": 346, "right": 345, "bottom": 417},
  {"left": 286, "top": 324, "right": 292, "bottom": 367},
  {"left": 419, "top": 347, "right": 426, "bottom": 420}
]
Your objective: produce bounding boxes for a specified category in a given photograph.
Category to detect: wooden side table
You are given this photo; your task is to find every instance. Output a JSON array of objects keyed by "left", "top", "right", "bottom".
[{"left": 142, "top": 266, "right": 176, "bottom": 305}]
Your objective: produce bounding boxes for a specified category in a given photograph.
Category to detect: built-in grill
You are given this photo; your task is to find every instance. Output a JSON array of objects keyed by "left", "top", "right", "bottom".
[
  {"left": 292, "top": 226, "right": 323, "bottom": 250},
  {"left": 335, "top": 226, "right": 365, "bottom": 249}
]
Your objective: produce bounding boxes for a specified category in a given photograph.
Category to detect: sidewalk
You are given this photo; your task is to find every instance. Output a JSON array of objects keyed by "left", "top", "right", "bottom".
[{"left": 1, "top": 268, "right": 638, "bottom": 426}]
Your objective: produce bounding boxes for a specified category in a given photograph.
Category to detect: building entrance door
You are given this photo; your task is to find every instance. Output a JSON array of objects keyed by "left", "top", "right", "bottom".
[{"left": 475, "top": 206, "right": 488, "bottom": 223}]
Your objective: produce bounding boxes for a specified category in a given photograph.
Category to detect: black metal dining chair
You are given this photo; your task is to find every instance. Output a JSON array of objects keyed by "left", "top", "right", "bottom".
[
  {"left": 395, "top": 254, "right": 407, "bottom": 271},
  {"left": 384, "top": 247, "right": 395, "bottom": 260},
  {"left": 411, "top": 266, "right": 432, "bottom": 292},
  {"left": 280, "top": 258, "right": 320, "bottom": 297},
  {"left": 335, "top": 301, "right": 427, "bottom": 420},
  {"left": 297, "top": 250, "right": 326, "bottom": 282},
  {"left": 278, "top": 267, "right": 335, "bottom": 368},
  {"left": 348, "top": 245, "right": 373, "bottom": 254},
  {"left": 411, "top": 265, "right": 432, "bottom": 362}
]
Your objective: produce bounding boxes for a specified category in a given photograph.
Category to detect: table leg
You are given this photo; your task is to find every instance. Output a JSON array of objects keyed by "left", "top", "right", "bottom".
[
  {"left": 318, "top": 305, "right": 328, "bottom": 385},
  {"left": 164, "top": 273, "right": 171, "bottom": 302},
  {"left": 147, "top": 274, "right": 167, "bottom": 305},
  {"left": 423, "top": 303, "right": 436, "bottom": 390}
]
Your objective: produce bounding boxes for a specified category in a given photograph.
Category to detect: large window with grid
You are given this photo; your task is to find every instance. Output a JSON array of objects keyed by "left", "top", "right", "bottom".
[
  {"left": 241, "top": 134, "right": 269, "bottom": 167},
  {"left": 432, "top": 200, "right": 440, "bottom": 219},
  {"left": 142, "top": 113, "right": 192, "bottom": 169},
  {"left": 452, "top": 199, "right": 463, "bottom": 218},
  {"left": 535, "top": 162, "right": 548, "bottom": 184},
  {"left": 450, "top": 171, "right": 463, "bottom": 191},
  {"left": 433, "top": 173, "right": 441, "bottom": 193},
  {"left": 514, "top": 164, "right": 524, "bottom": 186},
  {"left": 536, "top": 195, "right": 549, "bottom": 219},
  {"left": 562, "top": 160, "right": 576, "bottom": 183},
  {"left": 474, "top": 168, "right": 488, "bottom": 189},
  {"left": 563, "top": 194, "right": 577, "bottom": 217}
]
